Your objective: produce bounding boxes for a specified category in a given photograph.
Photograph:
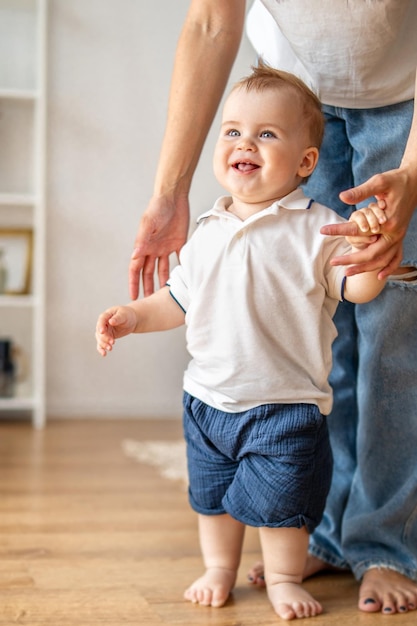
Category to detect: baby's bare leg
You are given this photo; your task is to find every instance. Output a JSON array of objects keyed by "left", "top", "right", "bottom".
[
  {"left": 184, "top": 513, "right": 245, "bottom": 608},
  {"left": 259, "top": 526, "right": 323, "bottom": 620}
]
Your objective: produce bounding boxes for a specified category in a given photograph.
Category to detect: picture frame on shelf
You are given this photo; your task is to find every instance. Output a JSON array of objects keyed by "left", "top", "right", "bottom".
[{"left": 0, "top": 228, "right": 33, "bottom": 295}]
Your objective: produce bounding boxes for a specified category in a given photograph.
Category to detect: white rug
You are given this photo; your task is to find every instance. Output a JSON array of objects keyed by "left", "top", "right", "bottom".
[{"left": 122, "top": 439, "right": 188, "bottom": 485}]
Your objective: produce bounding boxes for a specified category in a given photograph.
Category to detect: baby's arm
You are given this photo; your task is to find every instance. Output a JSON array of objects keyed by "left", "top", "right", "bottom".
[
  {"left": 96, "top": 285, "right": 185, "bottom": 357},
  {"left": 342, "top": 203, "right": 388, "bottom": 303}
]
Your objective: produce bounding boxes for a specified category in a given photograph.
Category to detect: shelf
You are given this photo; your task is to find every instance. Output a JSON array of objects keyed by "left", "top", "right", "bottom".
[
  {"left": 0, "top": 396, "right": 35, "bottom": 411},
  {"left": 0, "top": 88, "right": 38, "bottom": 101},
  {"left": 0, "top": 378, "right": 35, "bottom": 409},
  {"left": 0, "top": 193, "right": 37, "bottom": 206},
  {"left": 0, "top": 294, "right": 36, "bottom": 307},
  {"left": 0, "top": 0, "right": 46, "bottom": 428}
]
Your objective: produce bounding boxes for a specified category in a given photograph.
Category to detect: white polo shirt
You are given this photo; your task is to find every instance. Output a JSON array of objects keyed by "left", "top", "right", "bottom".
[
  {"left": 247, "top": 0, "right": 417, "bottom": 108},
  {"left": 168, "top": 189, "right": 351, "bottom": 415}
]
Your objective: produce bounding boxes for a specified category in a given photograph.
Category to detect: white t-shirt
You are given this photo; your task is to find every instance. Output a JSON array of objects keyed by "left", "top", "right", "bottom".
[
  {"left": 246, "top": 0, "right": 417, "bottom": 108},
  {"left": 168, "top": 189, "right": 350, "bottom": 415}
]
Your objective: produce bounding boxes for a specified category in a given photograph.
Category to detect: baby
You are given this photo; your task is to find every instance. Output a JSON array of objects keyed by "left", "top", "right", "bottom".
[{"left": 96, "top": 64, "right": 387, "bottom": 620}]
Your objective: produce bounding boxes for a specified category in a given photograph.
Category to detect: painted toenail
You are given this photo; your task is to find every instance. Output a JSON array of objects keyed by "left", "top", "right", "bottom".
[
  {"left": 383, "top": 607, "right": 393, "bottom": 613},
  {"left": 364, "top": 598, "right": 376, "bottom": 605},
  {"left": 399, "top": 606, "right": 406, "bottom": 612}
]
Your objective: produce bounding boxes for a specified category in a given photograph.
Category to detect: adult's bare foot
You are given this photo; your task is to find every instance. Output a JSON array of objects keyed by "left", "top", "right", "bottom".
[
  {"left": 247, "top": 561, "right": 266, "bottom": 586},
  {"left": 248, "top": 554, "right": 334, "bottom": 587},
  {"left": 359, "top": 568, "right": 417, "bottom": 615}
]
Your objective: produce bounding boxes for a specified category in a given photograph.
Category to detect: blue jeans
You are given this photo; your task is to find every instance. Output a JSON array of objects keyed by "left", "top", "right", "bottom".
[{"left": 303, "top": 101, "right": 417, "bottom": 581}]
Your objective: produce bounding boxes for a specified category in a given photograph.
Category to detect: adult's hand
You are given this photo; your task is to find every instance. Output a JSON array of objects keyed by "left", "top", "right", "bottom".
[
  {"left": 320, "top": 168, "right": 417, "bottom": 278},
  {"left": 129, "top": 194, "right": 190, "bottom": 299},
  {"left": 127, "top": 1, "right": 245, "bottom": 298}
]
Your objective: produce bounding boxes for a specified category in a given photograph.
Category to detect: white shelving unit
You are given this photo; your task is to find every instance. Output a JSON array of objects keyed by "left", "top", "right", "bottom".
[{"left": 0, "top": 0, "right": 47, "bottom": 427}]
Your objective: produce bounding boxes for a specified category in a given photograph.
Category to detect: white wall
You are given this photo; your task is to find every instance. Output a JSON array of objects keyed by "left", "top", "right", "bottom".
[{"left": 46, "top": 1, "right": 255, "bottom": 418}]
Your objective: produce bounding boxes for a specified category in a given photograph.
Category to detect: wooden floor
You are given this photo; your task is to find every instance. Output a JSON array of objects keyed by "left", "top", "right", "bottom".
[{"left": 0, "top": 418, "right": 415, "bottom": 625}]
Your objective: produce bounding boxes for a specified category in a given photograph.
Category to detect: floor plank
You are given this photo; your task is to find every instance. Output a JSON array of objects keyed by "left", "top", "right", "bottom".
[{"left": 0, "top": 418, "right": 415, "bottom": 625}]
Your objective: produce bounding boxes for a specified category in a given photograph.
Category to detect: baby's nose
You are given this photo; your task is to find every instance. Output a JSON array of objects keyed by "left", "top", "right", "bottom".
[{"left": 237, "top": 136, "right": 257, "bottom": 151}]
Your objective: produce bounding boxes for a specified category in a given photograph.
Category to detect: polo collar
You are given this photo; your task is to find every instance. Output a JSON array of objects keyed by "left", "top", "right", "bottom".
[{"left": 197, "top": 188, "right": 314, "bottom": 224}]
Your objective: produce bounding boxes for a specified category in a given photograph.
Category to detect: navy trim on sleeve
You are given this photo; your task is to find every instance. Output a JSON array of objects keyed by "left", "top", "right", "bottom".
[
  {"left": 169, "top": 289, "right": 187, "bottom": 314},
  {"left": 341, "top": 275, "right": 347, "bottom": 302}
]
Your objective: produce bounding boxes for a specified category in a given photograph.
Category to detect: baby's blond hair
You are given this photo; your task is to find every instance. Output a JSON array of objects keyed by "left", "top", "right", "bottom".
[{"left": 233, "top": 61, "right": 324, "bottom": 148}]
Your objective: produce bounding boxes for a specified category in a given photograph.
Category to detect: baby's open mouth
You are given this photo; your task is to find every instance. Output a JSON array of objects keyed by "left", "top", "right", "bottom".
[{"left": 233, "top": 162, "right": 260, "bottom": 172}]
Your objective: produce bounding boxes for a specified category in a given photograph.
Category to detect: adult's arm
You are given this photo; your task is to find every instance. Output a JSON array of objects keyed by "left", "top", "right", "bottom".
[
  {"left": 321, "top": 69, "right": 417, "bottom": 279},
  {"left": 129, "top": 0, "right": 246, "bottom": 298}
]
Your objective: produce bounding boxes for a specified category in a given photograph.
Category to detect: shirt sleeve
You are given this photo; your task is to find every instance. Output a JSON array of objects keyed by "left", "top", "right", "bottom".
[
  {"left": 166, "top": 263, "right": 190, "bottom": 314},
  {"left": 323, "top": 237, "right": 352, "bottom": 301}
]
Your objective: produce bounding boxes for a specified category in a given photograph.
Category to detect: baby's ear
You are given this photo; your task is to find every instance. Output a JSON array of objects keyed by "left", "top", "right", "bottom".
[{"left": 298, "top": 147, "right": 319, "bottom": 178}]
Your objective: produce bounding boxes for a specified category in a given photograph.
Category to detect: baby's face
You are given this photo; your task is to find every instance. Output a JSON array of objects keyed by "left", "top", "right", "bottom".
[{"left": 213, "top": 86, "right": 316, "bottom": 210}]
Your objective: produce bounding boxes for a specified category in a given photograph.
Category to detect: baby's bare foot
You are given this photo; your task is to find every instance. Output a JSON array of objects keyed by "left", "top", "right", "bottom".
[
  {"left": 303, "top": 554, "right": 343, "bottom": 578},
  {"left": 184, "top": 566, "right": 236, "bottom": 608},
  {"left": 359, "top": 568, "right": 417, "bottom": 615},
  {"left": 267, "top": 581, "right": 323, "bottom": 620}
]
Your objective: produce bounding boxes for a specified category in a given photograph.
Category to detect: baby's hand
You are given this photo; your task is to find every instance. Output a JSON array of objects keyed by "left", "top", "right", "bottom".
[
  {"left": 95, "top": 305, "right": 137, "bottom": 356},
  {"left": 346, "top": 202, "right": 387, "bottom": 249}
]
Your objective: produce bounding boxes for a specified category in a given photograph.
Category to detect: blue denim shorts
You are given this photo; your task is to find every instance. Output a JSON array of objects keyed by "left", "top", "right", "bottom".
[{"left": 183, "top": 392, "right": 333, "bottom": 532}]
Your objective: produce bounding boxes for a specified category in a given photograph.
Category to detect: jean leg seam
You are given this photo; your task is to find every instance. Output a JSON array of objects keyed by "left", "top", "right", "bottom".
[
  {"left": 308, "top": 543, "right": 350, "bottom": 571},
  {"left": 353, "top": 560, "right": 417, "bottom": 583},
  {"left": 403, "top": 498, "right": 417, "bottom": 548}
]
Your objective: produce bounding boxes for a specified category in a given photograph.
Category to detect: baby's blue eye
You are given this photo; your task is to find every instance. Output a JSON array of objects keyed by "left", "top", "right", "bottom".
[
  {"left": 261, "top": 130, "right": 275, "bottom": 138},
  {"left": 227, "top": 129, "right": 240, "bottom": 137}
]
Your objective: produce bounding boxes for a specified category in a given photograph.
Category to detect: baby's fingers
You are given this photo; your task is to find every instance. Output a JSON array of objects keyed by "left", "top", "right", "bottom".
[
  {"left": 350, "top": 211, "right": 371, "bottom": 233},
  {"left": 95, "top": 327, "right": 115, "bottom": 356},
  {"left": 364, "top": 202, "right": 387, "bottom": 231},
  {"left": 352, "top": 210, "right": 378, "bottom": 232},
  {"left": 350, "top": 203, "right": 387, "bottom": 234},
  {"left": 95, "top": 311, "right": 117, "bottom": 356},
  {"left": 96, "top": 341, "right": 110, "bottom": 357},
  {"left": 368, "top": 201, "right": 387, "bottom": 225}
]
